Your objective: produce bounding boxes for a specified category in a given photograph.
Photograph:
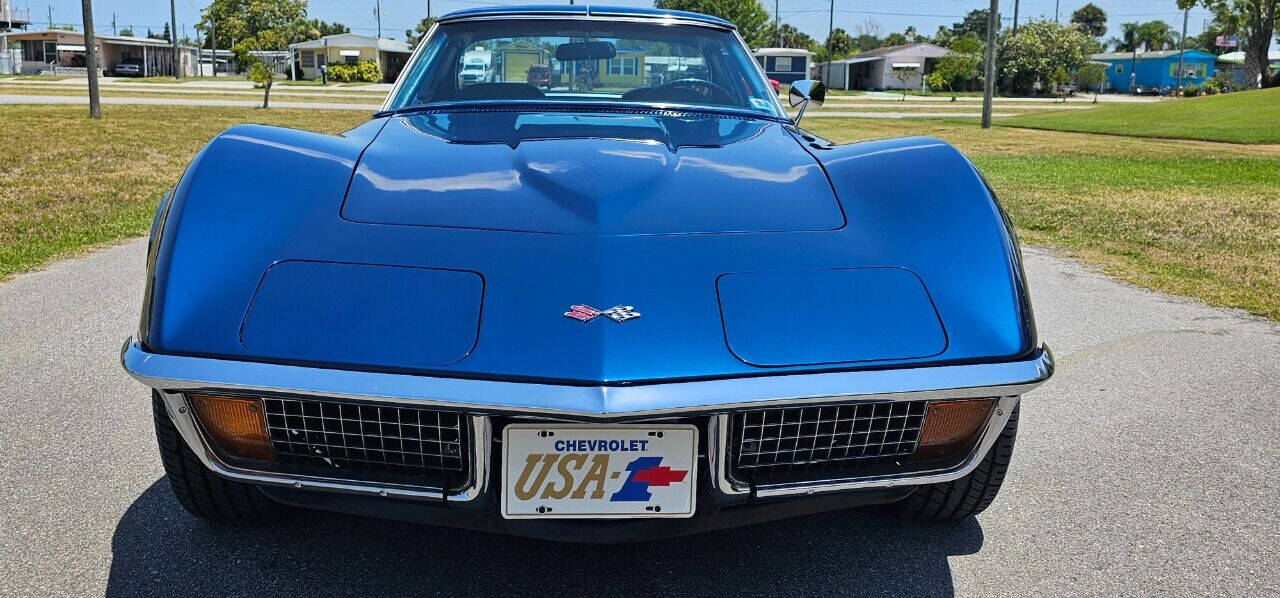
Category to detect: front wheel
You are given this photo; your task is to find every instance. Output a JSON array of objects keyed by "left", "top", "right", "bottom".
[
  {"left": 893, "top": 404, "right": 1019, "bottom": 520},
  {"left": 151, "top": 392, "right": 282, "bottom": 522}
]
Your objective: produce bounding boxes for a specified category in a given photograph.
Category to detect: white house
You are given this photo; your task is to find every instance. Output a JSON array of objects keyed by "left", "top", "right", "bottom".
[
  {"left": 812, "top": 43, "right": 951, "bottom": 90},
  {"left": 288, "top": 33, "right": 412, "bottom": 83},
  {"left": 753, "top": 47, "right": 813, "bottom": 84}
]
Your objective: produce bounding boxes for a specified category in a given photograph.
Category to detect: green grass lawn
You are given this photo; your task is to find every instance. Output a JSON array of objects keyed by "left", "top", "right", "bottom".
[
  {"left": 1001, "top": 87, "right": 1280, "bottom": 144},
  {"left": 0, "top": 105, "right": 369, "bottom": 279},
  {"left": 805, "top": 118, "right": 1280, "bottom": 320},
  {"left": 0, "top": 84, "right": 385, "bottom": 104}
]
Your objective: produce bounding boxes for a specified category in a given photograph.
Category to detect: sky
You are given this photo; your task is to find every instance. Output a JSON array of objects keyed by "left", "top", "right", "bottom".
[{"left": 16, "top": 0, "right": 1218, "bottom": 47}]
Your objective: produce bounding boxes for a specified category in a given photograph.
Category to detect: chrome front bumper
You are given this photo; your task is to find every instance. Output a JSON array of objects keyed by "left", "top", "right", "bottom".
[{"left": 123, "top": 339, "right": 1053, "bottom": 504}]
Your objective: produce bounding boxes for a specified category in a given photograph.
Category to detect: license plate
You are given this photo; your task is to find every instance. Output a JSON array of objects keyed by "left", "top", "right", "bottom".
[{"left": 501, "top": 424, "right": 698, "bottom": 519}]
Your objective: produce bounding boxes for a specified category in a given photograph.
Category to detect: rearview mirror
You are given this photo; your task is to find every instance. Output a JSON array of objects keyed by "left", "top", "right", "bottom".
[
  {"left": 555, "top": 41, "right": 617, "bottom": 62},
  {"left": 788, "top": 79, "right": 825, "bottom": 125}
]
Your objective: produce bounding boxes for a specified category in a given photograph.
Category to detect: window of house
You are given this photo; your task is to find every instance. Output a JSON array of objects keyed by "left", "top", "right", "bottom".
[
  {"left": 1114, "top": 64, "right": 1123, "bottom": 75},
  {"left": 345, "top": 54, "right": 359, "bottom": 64},
  {"left": 22, "top": 40, "right": 44, "bottom": 62},
  {"left": 775, "top": 56, "right": 792, "bottom": 72},
  {"left": 300, "top": 51, "right": 315, "bottom": 68},
  {"left": 316, "top": 52, "right": 326, "bottom": 67},
  {"left": 1170, "top": 62, "right": 1205, "bottom": 78},
  {"left": 607, "top": 56, "right": 637, "bottom": 75}
]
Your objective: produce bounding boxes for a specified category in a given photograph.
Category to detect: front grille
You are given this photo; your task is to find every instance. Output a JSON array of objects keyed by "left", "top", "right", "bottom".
[
  {"left": 262, "top": 398, "right": 469, "bottom": 491},
  {"left": 732, "top": 400, "right": 928, "bottom": 481}
]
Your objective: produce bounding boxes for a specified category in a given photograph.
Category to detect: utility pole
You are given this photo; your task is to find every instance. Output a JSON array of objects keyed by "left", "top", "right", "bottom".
[
  {"left": 824, "top": 0, "right": 834, "bottom": 83},
  {"left": 427, "top": 0, "right": 431, "bottom": 19},
  {"left": 47, "top": 5, "right": 53, "bottom": 29},
  {"left": 169, "top": 0, "right": 178, "bottom": 78},
  {"left": 1176, "top": 8, "right": 1188, "bottom": 93},
  {"left": 80, "top": 0, "right": 100, "bottom": 117},
  {"left": 111, "top": 12, "right": 115, "bottom": 34},
  {"left": 775, "top": 0, "right": 781, "bottom": 47},
  {"left": 1054, "top": 0, "right": 1059, "bottom": 23},
  {"left": 375, "top": 0, "right": 381, "bottom": 38},
  {"left": 981, "top": 0, "right": 998, "bottom": 128},
  {"left": 1007, "top": 0, "right": 1020, "bottom": 95},
  {"left": 210, "top": 17, "right": 216, "bottom": 77}
]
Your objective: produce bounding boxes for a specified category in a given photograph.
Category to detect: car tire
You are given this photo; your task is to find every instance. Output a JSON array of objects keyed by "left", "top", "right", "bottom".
[
  {"left": 151, "top": 391, "right": 281, "bottom": 521},
  {"left": 893, "top": 404, "right": 1019, "bottom": 520}
]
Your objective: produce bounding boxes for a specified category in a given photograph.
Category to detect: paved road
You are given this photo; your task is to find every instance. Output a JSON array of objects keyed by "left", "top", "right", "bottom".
[{"left": 1, "top": 239, "right": 1276, "bottom": 596}]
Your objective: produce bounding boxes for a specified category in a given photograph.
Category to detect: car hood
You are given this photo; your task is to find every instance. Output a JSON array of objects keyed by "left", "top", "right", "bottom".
[
  {"left": 147, "top": 115, "right": 1035, "bottom": 384},
  {"left": 340, "top": 111, "right": 844, "bottom": 235}
]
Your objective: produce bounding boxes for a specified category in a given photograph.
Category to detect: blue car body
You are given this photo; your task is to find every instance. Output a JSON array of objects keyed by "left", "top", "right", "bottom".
[{"left": 124, "top": 5, "right": 1051, "bottom": 540}]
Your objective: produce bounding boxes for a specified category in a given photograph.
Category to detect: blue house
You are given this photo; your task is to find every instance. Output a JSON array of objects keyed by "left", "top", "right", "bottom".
[
  {"left": 753, "top": 47, "right": 813, "bottom": 84},
  {"left": 1090, "top": 50, "right": 1217, "bottom": 92}
]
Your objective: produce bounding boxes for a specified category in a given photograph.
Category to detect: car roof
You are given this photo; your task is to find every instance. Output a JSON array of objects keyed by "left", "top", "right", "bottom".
[{"left": 436, "top": 5, "right": 734, "bottom": 29}]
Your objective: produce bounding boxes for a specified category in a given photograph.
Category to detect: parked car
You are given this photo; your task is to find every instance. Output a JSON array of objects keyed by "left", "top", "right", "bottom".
[
  {"left": 113, "top": 57, "right": 143, "bottom": 77},
  {"left": 459, "top": 62, "right": 489, "bottom": 85},
  {"left": 526, "top": 63, "right": 553, "bottom": 88},
  {"left": 123, "top": 5, "right": 1052, "bottom": 541}
]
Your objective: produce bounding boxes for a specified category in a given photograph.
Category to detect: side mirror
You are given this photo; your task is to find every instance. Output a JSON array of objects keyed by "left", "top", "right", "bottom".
[{"left": 787, "top": 79, "right": 825, "bottom": 124}]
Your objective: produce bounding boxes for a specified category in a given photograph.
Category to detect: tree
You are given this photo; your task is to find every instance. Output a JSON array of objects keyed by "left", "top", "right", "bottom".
[
  {"left": 1110, "top": 21, "right": 1140, "bottom": 51},
  {"left": 881, "top": 32, "right": 908, "bottom": 47},
  {"left": 234, "top": 30, "right": 288, "bottom": 108},
  {"left": 927, "top": 36, "right": 983, "bottom": 98},
  {"left": 926, "top": 52, "right": 980, "bottom": 99},
  {"left": 1075, "top": 62, "right": 1106, "bottom": 101},
  {"left": 825, "top": 27, "right": 854, "bottom": 59},
  {"left": 406, "top": 16, "right": 437, "bottom": 46},
  {"left": 654, "top": 0, "right": 771, "bottom": 46},
  {"left": 852, "top": 34, "right": 881, "bottom": 51},
  {"left": 1049, "top": 65, "right": 1071, "bottom": 100},
  {"left": 1186, "top": 0, "right": 1277, "bottom": 87},
  {"left": 952, "top": 9, "right": 991, "bottom": 39},
  {"left": 119, "top": 26, "right": 133, "bottom": 37},
  {"left": 199, "top": 0, "right": 306, "bottom": 45},
  {"left": 932, "top": 26, "right": 956, "bottom": 47},
  {"left": 765, "top": 23, "right": 815, "bottom": 49},
  {"left": 285, "top": 19, "right": 348, "bottom": 44},
  {"left": 998, "top": 20, "right": 1096, "bottom": 94},
  {"left": 149, "top": 23, "right": 171, "bottom": 42},
  {"left": 891, "top": 66, "right": 916, "bottom": 99},
  {"left": 1071, "top": 3, "right": 1108, "bottom": 38},
  {"left": 1136, "top": 20, "right": 1177, "bottom": 50}
]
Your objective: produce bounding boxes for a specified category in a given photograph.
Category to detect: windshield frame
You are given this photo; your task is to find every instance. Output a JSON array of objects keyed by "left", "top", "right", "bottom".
[{"left": 378, "top": 14, "right": 789, "bottom": 122}]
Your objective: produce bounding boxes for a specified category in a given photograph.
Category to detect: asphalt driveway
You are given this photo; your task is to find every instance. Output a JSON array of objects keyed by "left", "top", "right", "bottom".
[{"left": 0, "top": 239, "right": 1276, "bottom": 596}]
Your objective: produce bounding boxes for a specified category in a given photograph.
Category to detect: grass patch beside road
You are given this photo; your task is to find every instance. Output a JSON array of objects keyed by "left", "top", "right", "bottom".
[
  {"left": 0, "top": 105, "right": 369, "bottom": 280},
  {"left": 806, "top": 119, "right": 1280, "bottom": 320},
  {"left": 0, "top": 85, "right": 385, "bottom": 104},
  {"left": 1001, "top": 87, "right": 1280, "bottom": 144}
]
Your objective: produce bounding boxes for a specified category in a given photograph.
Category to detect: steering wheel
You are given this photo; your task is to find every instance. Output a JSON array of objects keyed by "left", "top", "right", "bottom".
[{"left": 654, "top": 78, "right": 736, "bottom": 105}]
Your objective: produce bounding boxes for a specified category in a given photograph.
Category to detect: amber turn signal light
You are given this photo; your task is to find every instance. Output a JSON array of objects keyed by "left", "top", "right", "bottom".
[
  {"left": 188, "top": 394, "right": 273, "bottom": 461},
  {"left": 912, "top": 398, "right": 996, "bottom": 461}
]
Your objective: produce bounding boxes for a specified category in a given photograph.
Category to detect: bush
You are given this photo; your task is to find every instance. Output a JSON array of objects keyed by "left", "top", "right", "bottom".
[
  {"left": 1182, "top": 83, "right": 1199, "bottom": 97},
  {"left": 1201, "top": 78, "right": 1220, "bottom": 95},
  {"left": 327, "top": 60, "right": 381, "bottom": 83}
]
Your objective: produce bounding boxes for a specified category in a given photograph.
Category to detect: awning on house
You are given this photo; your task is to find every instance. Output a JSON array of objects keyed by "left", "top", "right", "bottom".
[
  {"left": 56, "top": 44, "right": 86, "bottom": 52},
  {"left": 890, "top": 62, "right": 921, "bottom": 69},
  {"left": 339, "top": 50, "right": 361, "bottom": 57}
]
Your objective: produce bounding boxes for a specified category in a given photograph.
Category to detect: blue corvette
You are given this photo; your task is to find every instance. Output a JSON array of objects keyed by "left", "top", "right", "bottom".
[{"left": 122, "top": 5, "right": 1052, "bottom": 541}]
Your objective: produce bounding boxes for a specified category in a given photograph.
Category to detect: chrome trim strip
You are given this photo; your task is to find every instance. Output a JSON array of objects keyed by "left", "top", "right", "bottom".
[
  {"left": 380, "top": 20, "right": 438, "bottom": 112},
  {"left": 123, "top": 339, "right": 1053, "bottom": 418},
  {"left": 158, "top": 390, "right": 491, "bottom": 502},
  {"left": 436, "top": 13, "right": 735, "bottom": 31},
  {"left": 716, "top": 396, "right": 1022, "bottom": 497}
]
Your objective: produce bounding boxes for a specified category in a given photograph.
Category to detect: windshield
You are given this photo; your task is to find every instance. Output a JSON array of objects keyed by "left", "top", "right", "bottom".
[{"left": 387, "top": 19, "right": 783, "bottom": 118}]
